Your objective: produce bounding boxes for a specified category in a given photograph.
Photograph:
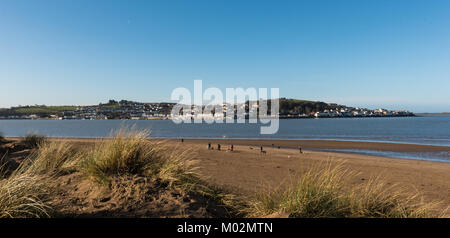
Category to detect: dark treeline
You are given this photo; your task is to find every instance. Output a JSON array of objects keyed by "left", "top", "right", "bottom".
[{"left": 248, "top": 98, "right": 344, "bottom": 116}]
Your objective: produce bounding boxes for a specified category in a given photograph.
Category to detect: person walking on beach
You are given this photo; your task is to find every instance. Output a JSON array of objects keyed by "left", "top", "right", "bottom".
[
  {"left": 181, "top": 138, "right": 184, "bottom": 143},
  {"left": 299, "top": 146, "right": 303, "bottom": 154},
  {"left": 260, "top": 145, "right": 263, "bottom": 152},
  {"left": 208, "top": 142, "right": 211, "bottom": 150},
  {"left": 217, "top": 144, "right": 221, "bottom": 151},
  {"left": 230, "top": 144, "right": 234, "bottom": 152}
]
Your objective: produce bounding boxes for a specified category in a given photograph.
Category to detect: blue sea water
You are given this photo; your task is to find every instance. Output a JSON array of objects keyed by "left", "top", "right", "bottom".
[{"left": 1, "top": 115, "right": 449, "bottom": 162}]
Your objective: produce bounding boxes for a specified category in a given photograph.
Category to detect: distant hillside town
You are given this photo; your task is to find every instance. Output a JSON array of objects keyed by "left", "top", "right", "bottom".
[{"left": 0, "top": 98, "right": 414, "bottom": 120}]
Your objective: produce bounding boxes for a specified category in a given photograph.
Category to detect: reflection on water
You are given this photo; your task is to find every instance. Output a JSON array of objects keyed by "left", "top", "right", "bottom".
[{"left": 316, "top": 148, "right": 450, "bottom": 163}]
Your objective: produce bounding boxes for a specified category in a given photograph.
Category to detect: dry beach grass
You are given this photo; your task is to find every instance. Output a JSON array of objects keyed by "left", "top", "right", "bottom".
[{"left": 247, "top": 163, "right": 442, "bottom": 218}]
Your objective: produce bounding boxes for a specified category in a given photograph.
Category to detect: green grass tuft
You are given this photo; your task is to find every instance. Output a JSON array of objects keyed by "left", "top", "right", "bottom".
[
  {"left": 21, "top": 133, "right": 47, "bottom": 148},
  {"left": 247, "top": 163, "right": 439, "bottom": 218},
  {"left": 0, "top": 172, "right": 50, "bottom": 218},
  {"left": 83, "top": 127, "right": 196, "bottom": 187},
  {"left": 0, "top": 140, "right": 79, "bottom": 218},
  {"left": 20, "top": 141, "right": 82, "bottom": 176}
]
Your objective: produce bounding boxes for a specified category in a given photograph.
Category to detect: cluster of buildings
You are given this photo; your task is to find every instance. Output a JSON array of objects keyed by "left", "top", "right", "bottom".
[
  {"left": 0, "top": 101, "right": 173, "bottom": 120},
  {"left": 66, "top": 101, "right": 172, "bottom": 120},
  {"left": 0, "top": 100, "right": 415, "bottom": 120},
  {"left": 310, "top": 107, "right": 414, "bottom": 118},
  {"left": 169, "top": 104, "right": 415, "bottom": 120}
]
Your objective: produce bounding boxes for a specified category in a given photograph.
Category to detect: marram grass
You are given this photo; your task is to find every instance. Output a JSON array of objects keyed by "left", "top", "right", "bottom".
[
  {"left": 21, "top": 141, "right": 83, "bottom": 176},
  {"left": 83, "top": 127, "right": 197, "bottom": 188},
  {"left": 0, "top": 141, "right": 80, "bottom": 218},
  {"left": 0, "top": 167, "right": 51, "bottom": 218},
  {"left": 20, "top": 133, "right": 47, "bottom": 148},
  {"left": 246, "top": 163, "right": 442, "bottom": 218}
]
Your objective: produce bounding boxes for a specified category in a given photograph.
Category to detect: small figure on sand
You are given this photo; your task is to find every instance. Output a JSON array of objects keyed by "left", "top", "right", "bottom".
[
  {"left": 260, "top": 145, "right": 266, "bottom": 155},
  {"left": 299, "top": 146, "right": 303, "bottom": 154},
  {"left": 208, "top": 142, "right": 211, "bottom": 150},
  {"left": 230, "top": 144, "right": 234, "bottom": 152},
  {"left": 217, "top": 144, "right": 221, "bottom": 151},
  {"left": 181, "top": 138, "right": 184, "bottom": 143},
  {"left": 278, "top": 146, "right": 281, "bottom": 149}
]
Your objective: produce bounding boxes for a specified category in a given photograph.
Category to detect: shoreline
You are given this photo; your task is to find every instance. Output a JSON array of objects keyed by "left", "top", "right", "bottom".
[
  {"left": 8, "top": 136, "right": 449, "bottom": 163},
  {"left": 177, "top": 138, "right": 450, "bottom": 152},
  {"left": 0, "top": 115, "right": 418, "bottom": 120},
  {"left": 6, "top": 136, "right": 450, "bottom": 150},
  {"left": 178, "top": 138, "right": 450, "bottom": 163}
]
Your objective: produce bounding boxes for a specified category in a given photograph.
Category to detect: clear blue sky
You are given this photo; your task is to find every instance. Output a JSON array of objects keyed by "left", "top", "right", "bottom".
[{"left": 1, "top": 0, "right": 449, "bottom": 112}]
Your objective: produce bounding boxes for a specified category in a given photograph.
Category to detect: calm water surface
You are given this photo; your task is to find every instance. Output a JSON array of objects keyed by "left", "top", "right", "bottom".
[{"left": 1, "top": 115, "right": 449, "bottom": 162}]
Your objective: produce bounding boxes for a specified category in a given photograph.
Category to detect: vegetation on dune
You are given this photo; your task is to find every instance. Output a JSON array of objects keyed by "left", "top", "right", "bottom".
[
  {"left": 1, "top": 132, "right": 10, "bottom": 167},
  {"left": 247, "top": 163, "right": 440, "bottom": 218},
  {"left": 346, "top": 176, "right": 439, "bottom": 218},
  {"left": 0, "top": 140, "right": 84, "bottom": 218},
  {"left": 20, "top": 133, "right": 47, "bottom": 148},
  {"left": 22, "top": 142, "right": 82, "bottom": 176},
  {"left": 83, "top": 128, "right": 196, "bottom": 186},
  {"left": 249, "top": 163, "right": 351, "bottom": 218},
  {"left": 0, "top": 172, "right": 50, "bottom": 218}
]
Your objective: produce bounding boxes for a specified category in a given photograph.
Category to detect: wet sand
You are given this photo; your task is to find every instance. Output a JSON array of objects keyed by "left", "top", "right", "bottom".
[
  {"left": 175, "top": 138, "right": 450, "bottom": 152},
  {"left": 14, "top": 137, "right": 450, "bottom": 152}
]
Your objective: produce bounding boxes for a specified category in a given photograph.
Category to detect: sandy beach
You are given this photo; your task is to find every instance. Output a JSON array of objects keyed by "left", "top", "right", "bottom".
[
  {"left": 167, "top": 139, "right": 450, "bottom": 215},
  {"left": 5, "top": 137, "right": 449, "bottom": 216},
  {"left": 33, "top": 137, "right": 449, "bottom": 214}
]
